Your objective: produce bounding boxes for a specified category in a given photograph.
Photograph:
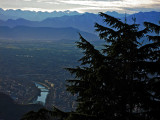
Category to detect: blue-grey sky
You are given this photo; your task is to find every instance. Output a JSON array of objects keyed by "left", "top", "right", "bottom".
[{"left": 0, "top": 0, "right": 160, "bottom": 13}]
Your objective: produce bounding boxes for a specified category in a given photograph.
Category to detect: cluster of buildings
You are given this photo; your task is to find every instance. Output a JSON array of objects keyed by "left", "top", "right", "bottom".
[{"left": 0, "top": 77, "right": 40, "bottom": 104}]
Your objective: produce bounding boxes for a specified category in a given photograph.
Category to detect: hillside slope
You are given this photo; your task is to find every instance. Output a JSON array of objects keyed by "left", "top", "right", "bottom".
[
  {"left": 0, "top": 92, "right": 43, "bottom": 120},
  {"left": 0, "top": 26, "right": 99, "bottom": 41}
]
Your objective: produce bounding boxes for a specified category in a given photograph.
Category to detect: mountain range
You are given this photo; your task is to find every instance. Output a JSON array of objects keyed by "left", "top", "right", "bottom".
[
  {"left": 0, "top": 9, "right": 159, "bottom": 41},
  {"left": 0, "top": 26, "right": 99, "bottom": 41},
  {"left": 0, "top": 8, "right": 81, "bottom": 21},
  {"left": 0, "top": 8, "right": 129, "bottom": 21}
]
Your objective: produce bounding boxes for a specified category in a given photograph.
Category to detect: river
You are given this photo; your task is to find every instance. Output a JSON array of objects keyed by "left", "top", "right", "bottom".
[{"left": 34, "top": 82, "right": 49, "bottom": 105}]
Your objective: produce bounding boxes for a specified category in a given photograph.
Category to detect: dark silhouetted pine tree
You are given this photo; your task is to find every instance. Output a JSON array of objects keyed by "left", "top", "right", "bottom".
[
  {"left": 143, "top": 21, "right": 160, "bottom": 120},
  {"left": 66, "top": 13, "right": 160, "bottom": 120}
]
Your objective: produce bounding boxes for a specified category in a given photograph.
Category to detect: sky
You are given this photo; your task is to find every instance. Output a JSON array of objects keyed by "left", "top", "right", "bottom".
[{"left": 0, "top": 0, "right": 160, "bottom": 13}]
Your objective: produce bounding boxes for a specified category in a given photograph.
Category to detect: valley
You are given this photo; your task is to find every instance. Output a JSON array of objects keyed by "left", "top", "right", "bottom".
[
  {"left": 0, "top": 39, "right": 82, "bottom": 111},
  {"left": 0, "top": 9, "right": 159, "bottom": 119}
]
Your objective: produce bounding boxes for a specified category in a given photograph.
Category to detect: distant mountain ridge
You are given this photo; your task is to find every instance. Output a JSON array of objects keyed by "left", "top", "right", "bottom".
[
  {"left": 128, "top": 11, "right": 160, "bottom": 24},
  {"left": 0, "top": 10, "right": 159, "bottom": 41},
  {"left": 0, "top": 8, "right": 128, "bottom": 21},
  {"left": 105, "top": 11, "right": 129, "bottom": 18},
  {"left": 0, "top": 26, "right": 99, "bottom": 41},
  {"left": 0, "top": 11, "right": 159, "bottom": 34},
  {"left": 0, "top": 8, "right": 81, "bottom": 21},
  {"left": 0, "top": 8, "right": 129, "bottom": 21}
]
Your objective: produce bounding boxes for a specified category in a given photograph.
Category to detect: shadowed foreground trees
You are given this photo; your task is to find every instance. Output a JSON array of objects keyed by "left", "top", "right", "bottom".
[
  {"left": 21, "top": 13, "right": 160, "bottom": 120},
  {"left": 65, "top": 13, "right": 160, "bottom": 120}
]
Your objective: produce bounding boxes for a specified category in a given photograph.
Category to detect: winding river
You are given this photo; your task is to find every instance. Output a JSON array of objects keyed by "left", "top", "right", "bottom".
[{"left": 34, "top": 82, "right": 49, "bottom": 105}]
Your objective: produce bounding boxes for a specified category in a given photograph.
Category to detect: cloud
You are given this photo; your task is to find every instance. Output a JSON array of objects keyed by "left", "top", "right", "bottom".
[
  {"left": 123, "top": 3, "right": 160, "bottom": 13},
  {"left": 23, "top": 0, "right": 32, "bottom": 1},
  {"left": 56, "top": 0, "right": 160, "bottom": 13},
  {"left": 0, "top": 0, "right": 159, "bottom": 13},
  {"left": 59, "top": 0, "right": 125, "bottom": 10}
]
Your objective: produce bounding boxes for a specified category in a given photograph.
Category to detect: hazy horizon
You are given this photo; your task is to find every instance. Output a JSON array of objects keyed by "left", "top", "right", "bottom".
[{"left": 0, "top": 0, "right": 160, "bottom": 14}]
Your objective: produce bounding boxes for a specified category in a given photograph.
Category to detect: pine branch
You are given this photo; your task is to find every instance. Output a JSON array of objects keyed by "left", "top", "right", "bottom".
[
  {"left": 144, "top": 22, "right": 160, "bottom": 34},
  {"left": 147, "top": 35, "right": 160, "bottom": 42},
  {"left": 66, "top": 67, "right": 90, "bottom": 79},
  {"left": 99, "top": 12, "right": 125, "bottom": 29}
]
